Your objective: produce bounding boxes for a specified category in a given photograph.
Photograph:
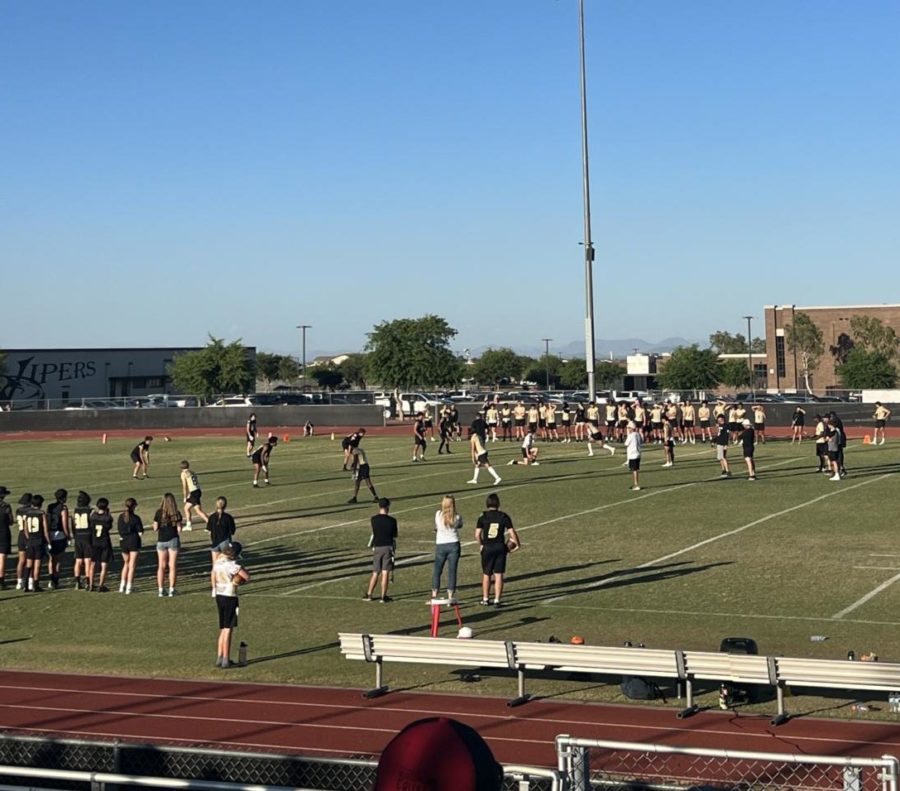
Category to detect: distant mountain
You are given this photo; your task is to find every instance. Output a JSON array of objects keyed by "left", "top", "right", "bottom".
[{"left": 471, "top": 337, "right": 700, "bottom": 360}]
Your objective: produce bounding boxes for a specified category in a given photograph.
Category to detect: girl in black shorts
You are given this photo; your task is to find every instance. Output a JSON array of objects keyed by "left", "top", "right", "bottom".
[{"left": 118, "top": 497, "right": 143, "bottom": 594}]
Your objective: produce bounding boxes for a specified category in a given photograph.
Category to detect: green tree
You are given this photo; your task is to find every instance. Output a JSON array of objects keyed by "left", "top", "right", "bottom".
[
  {"left": 168, "top": 336, "right": 255, "bottom": 399},
  {"left": 523, "top": 355, "right": 563, "bottom": 390},
  {"left": 311, "top": 365, "right": 344, "bottom": 391},
  {"left": 785, "top": 312, "right": 824, "bottom": 393},
  {"left": 472, "top": 348, "right": 524, "bottom": 388},
  {"left": 338, "top": 353, "right": 370, "bottom": 389},
  {"left": 256, "top": 353, "right": 281, "bottom": 391},
  {"left": 558, "top": 358, "right": 588, "bottom": 389},
  {"left": 366, "top": 315, "right": 461, "bottom": 389},
  {"left": 719, "top": 358, "right": 751, "bottom": 388},
  {"left": 837, "top": 349, "right": 898, "bottom": 389},
  {"left": 595, "top": 360, "right": 625, "bottom": 389},
  {"left": 656, "top": 345, "right": 721, "bottom": 392},
  {"left": 849, "top": 316, "right": 900, "bottom": 360},
  {"left": 277, "top": 356, "right": 300, "bottom": 382},
  {"left": 709, "top": 330, "right": 765, "bottom": 354}
]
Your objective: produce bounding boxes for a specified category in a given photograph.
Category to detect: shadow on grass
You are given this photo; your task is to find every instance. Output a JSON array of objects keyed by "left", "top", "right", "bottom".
[{"left": 245, "top": 640, "right": 339, "bottom": 666}]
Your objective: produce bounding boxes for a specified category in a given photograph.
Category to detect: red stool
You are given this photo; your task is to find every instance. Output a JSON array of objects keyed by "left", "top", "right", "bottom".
[{"left": 429, "top": 598, "right": 463, "bottom": 638}]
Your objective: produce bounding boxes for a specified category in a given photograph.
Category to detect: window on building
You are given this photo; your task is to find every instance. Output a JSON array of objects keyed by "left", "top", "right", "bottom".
[
  {"left": 775, "top": 336, "right": 786, "bottom": 378},
  {"left": 753, "top": 363, "right": 768, "bottom": 388},
  {"left": 146, "top": 378, "right": 162, "bottom": 388}
]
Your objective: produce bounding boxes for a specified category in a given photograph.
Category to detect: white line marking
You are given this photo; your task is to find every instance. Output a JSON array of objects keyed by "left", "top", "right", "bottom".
[
  {"left": 833, "top": 571, "right": 900, "bottom": 619},
  {"left": 545, "top": 472, "right": 892, "bottom": 604},
  {"left": 853, "top": 566, "right": 900, "bottom": 571}
]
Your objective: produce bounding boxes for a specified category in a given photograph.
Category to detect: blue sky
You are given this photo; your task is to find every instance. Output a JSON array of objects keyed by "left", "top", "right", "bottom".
[{"left": 2, "top": 1, "right": 898, "bottom": 358}]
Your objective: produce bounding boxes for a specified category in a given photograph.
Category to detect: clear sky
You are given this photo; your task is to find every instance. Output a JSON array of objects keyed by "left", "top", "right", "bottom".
[{"left": 2, "top": 1, "right": 898, "bottom": 358}]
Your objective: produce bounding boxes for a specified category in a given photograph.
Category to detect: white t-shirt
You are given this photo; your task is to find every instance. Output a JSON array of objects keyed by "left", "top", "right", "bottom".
[
  {"left": 213, "top": 557, "right": 242, "bottom": 597},
  {"left": 522, "top": 433, "right": 535, "bottom": 452},
  {"left": 434, "top": 511, "right": 462, "bottom": 545},
  {"left": 625, "top": 431, "right": 643, "bottom": 460}
]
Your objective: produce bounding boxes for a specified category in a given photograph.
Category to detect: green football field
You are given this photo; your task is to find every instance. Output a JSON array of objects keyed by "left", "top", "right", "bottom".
[{"left": 1, "top": 431, "right": 899, "bottom": 714}]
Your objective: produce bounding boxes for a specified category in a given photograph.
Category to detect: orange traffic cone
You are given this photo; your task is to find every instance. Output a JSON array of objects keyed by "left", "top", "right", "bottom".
[{"left": 283, "top": 434, "right": 290, "bottom": 443}]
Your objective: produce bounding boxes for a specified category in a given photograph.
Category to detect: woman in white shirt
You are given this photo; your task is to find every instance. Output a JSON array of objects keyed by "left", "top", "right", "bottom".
[
  {"left": 211, "top": 541, "right": 250, "bottom": 668},
  {"left": 432, "top": 495, "right": 462, "bottom": 601}
]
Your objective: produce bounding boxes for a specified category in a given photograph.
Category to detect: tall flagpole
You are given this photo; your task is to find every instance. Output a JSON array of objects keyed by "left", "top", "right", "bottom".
[{"left": 579, "top": 0, "right": 597, "bottom": 401}]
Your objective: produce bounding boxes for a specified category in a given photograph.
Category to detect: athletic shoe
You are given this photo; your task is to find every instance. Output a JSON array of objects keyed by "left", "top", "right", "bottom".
[
  {"left": 158, "top": 588, "right": 164, "bottom": 597},
  {"left": 632, "top": 486, "right": 641, "bottom": 491},
  {"left": 748, "top": 477, "right": 757, "bottom": 481},
  {"left": 98, "top": 585, "right": 109, "bottom": 593},
  {"left": 15, "top": 580, "right": 23, "bottom": 591},
  {"left": 132, "top": 475, "right": 139, "bottom": 479},
  {"left": 125, "top": 586, "right": 132, "bottom": 595},
  {"left": 661, "top": 462, "right": 673, "bottom": 468},
  {"left": 380, "top": 596, "right": 393, "bottom": 603},
  {"left": 492, "top": 477, "right": 502, "bottom": 485},
  {"left": 119, "top": 581, "right": 126, "bottom": 593},
  {"left": 467, "top": 479, "right": 478, "bottom": 484},
  {"left": 168, "top": 587, "right": 177, "bottom": 597},
  {"left": 507, "top": 459, "right": 515, "bottom": 465},
  {"left": 362, "top": 593, "right": 372, "bottom": 601},
  {"left": 829, "top": 474, "right": 841, "bottom": 481},
  {"left": 493, "top": 600, "right": 501, "bottom": 607},
  {"left": 346, "top": 497, "right": 357, "bottom": 504},
  {"left": 220, "top": 659, "right": 232, "bottom": 669},
  {"left": 720, "top": 471, "right": 729, "bottom": 477},
  {"left": 252, "top": 481, "right": 258, "bottom": 487},
  {"left": 183, "top": 522, "right": 192, "bottom": 531},
  {"left": 531, "top": 461, "right": 539, "bottom": 466},
  {"left": 479, "top": 599, "right": 489, "bottom": 606},
  {"left": 609, "top": 447, "right": 615, "bottom": 455}
]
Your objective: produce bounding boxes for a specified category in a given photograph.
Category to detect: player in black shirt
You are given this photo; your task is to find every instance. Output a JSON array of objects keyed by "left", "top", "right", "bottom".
[
  {"left": 412, "top": 414, "right": 427, "bottom": 462},
  {"left": 117, "top": 497, "right": 144, "bottom": 593},
  {"left": 14, "top": 492, "right": 32, "bottom": 591},
  {"left": 71, "top": 491, "right": 93, "bottom": 590},
  {"left": 714, "top": 414, "right": 731, "bottom": 478},
  {"left": 206, "top": 496, "right": 237, "bottom": 563},
  {"left": 246, "top": 413, "right": 258, "bottom": 457},
  {"left": 131, "top": 436, "right": 153, "bottom": 479},
  {"left": 342, "top": 428, "right": 366, "bottom": 470},
  {"left": 739, "top": 420, "right": 757, "bottom": 481},
  {"left": 475, "top": 493, "right": 519, "bottom": 606},
  {"left": 0, "top": 486, "right": 12, "bottom": 589},
  {"left": 829, "top": 411, "right": 847, "bottom": 477},
  {"left": 364, "top": 498, "right": 398, "bottom": 602},
  {"left": 88, "top": 497, "right": 114, "bottom": 592},
  {"left": 46, "top": 488, "right": 71, "bottom": 589},
  {"left": 438, "top": 412, "right": 454, "bottom": 454},
  {"left": 24, "top": 494, "right": 50, "bottom": 592},
  {"left": 251, "top": 435, "right": 278, "bottom": 487}
]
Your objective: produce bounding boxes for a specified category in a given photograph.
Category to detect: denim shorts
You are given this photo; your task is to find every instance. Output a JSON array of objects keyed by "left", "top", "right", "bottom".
[{"left": 157, "top": 537, "right": 181, "bottom": 551}]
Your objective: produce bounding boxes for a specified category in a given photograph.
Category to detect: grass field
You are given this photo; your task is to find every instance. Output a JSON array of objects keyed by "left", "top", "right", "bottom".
[{"left": 2, "top": 430, "right": 900, "bottom": 715}]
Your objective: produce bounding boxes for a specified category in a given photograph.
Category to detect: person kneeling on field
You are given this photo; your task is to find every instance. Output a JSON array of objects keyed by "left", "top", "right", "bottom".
[{"left": 508, "top": 429, "right": 539, "bottom": 465}]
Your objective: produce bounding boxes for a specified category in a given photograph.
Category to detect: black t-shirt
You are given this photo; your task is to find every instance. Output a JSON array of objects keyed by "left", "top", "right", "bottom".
[
  {"left": 414, "top": 420, "right": 425, "bottom": 438},
  {"left": 0, "top": 501, "right": 12, "bottom": 534},
  {"left": 47, "top": 501, "right": 67, "bottom": 538},
  {"left": 118, "top": 513, "right": 144, "bottom": 538},
  {"left": 370, "top": 514, "right": 398, "bottom": 548},
  {"left": 208, "top": 511, "right": 236, "bottom": 546},
  {"left": 72, "top": 506, "right": 92, "bottom": 537},
  {"left": 133, "top": 440, "right": 150, "bottom": 456},
  {"left": 89, "top": 511, "right": 114, "bottom": 547},
  {"left": 25, "top": 508, "right": 46, "bottom": 543},
  {"left": 715, "top": 424, "right": 729, "bottom": 446},
  {"left": 477, "top": 510, "right": 513, "bottom": 549},
  {"left": 740, "top": 427, "right": 755, "bottom": 455},
  {"left": 154, "top": 509, "right": 182, "bottom": 543}
]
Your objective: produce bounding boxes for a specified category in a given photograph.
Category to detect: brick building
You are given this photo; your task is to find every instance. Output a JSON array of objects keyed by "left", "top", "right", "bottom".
[{"left": 764, "top": 304, "right": 900, "bottom": 392}]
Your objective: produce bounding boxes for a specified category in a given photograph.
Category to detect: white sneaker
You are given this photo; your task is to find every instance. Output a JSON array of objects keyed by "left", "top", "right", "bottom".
[
  {"left": 829, "top": 474, "right": 841, "bottom": 481},
  {"left": 15, "top": 580, "right": 23, "bottom": 591},
  {"left": 492, "top": 477, "right": 502, "bottom": 485},
  {"left": 183, "top": 522, "right": 192, "bottom": 532},
  {"left": 662, "top": 462, "right": 673, "bottom": 467},
  {"left": 632, "top": 486, "right": 642, "bottom": 491},
  {"left": 467, "top": 479, "right": 478, "bottom": 484},
  {"left": 119, "top": 581, "right": 126, "bottom": 593},
  {"left": 125, "top": 585, "right": 132, "bottom": 595},
  {"left": 587, "top": 450, "right": 594, "bottom": 457},
  {"left": 158, "top": 588, "right": 164, "bottom": 597},
  {"left": 609, "top": 446, "right": 615, "bottom": 455},
  {"left": 168, "top": 587, "right": 176, "bottom": 597},
  {"left": 531, "top": 461, "right": 539, "bottom": 466},
  {"left": 507, "top": 459, "right": 515, "bottom": 465}
]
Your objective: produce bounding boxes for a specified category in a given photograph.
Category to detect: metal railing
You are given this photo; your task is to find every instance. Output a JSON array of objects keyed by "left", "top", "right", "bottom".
[{"left": 556, "top": 737, "right": 899, "bottom": 791}]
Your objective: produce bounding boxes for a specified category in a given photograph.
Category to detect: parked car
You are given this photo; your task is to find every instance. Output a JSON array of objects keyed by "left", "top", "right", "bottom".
[{"left": 211, "top": 396, "right": 256, "bottom": 408}]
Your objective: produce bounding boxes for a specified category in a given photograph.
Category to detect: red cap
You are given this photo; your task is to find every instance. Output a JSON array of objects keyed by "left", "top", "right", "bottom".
[{"left": 373, "top": 717, "right": 502, "bottom": 791}]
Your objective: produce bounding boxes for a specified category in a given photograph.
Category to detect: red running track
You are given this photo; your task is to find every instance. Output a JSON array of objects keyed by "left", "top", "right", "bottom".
[{"left": 2, "top": 671, "right": 900, "bottom": 766}]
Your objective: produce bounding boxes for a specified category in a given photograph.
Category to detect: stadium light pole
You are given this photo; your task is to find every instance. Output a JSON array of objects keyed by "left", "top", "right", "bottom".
[
  {"left": 579, "top": 0, "right": 597, "bottom": 402},
  {"left": 296, "top": 324, "right": 311, "bottom": 387},
  {"left": 743, "top": 315, "right": 755, "bottom": 399},
  {"left": 542, "top": 338, "right": 553, "bottom": 390}
]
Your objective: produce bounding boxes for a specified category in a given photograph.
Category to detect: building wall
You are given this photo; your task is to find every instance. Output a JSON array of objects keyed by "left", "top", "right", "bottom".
[
  {"left": 764, "top": 305, "right": 900, "bottom": 392},
  {"left": 0, "top": 347, "right": 255, "bottom": 403}
]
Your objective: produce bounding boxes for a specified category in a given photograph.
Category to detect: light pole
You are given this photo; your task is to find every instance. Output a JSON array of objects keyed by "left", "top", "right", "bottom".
[
  {"left": 579, "top": 0, "right": 597, "bottom": 402},
  {"left": 296, "top": 324, "right": 311, "bottom": 387},
  {"left": 542, "top": 338, "right": 553, "bottom": 391},
  {"left": 743, "top": 315, "right": 755, "bottom": 398}
]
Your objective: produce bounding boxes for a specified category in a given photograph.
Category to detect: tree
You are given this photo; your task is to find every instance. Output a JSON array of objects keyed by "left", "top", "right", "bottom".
[
  {"left": 595, "top": 360, "right": 625, "bottom": 389},
  {"left": 656, "top": 345, "right": 721, "bottom": 392},
  {"left": 338, "top": 353, "right": 370, "bottom": 389},
  {"left": 277, "top": 356, "right": 300, "bottom": 382},
  {"left": 168, "top": 335, "right": 255, "bottom": 399},
  {"left": 719, "top": 359, "right": 751, "bottom": 389},
  {"left": 255, "top": 353, "right": 281, "bottom": 391},
  {"left": 785, "top": 312, "right": 824, "bottom": 393},
  {"left": 829, "top": 333, "right": 855, "bottom": 366},
  {"left": 472, "top": 348, "right": 524, "bottom": 388},
  {"left": 849, "top": 316, "right": 900, "bottom": 360},
  {"left": 311, "top": 365, "right": 344, "bottom": 391},
  {"left": 837, "top": 349, "right": 898, "bottom": 389},
  {"left": 709, "top": 330, "right": 765, "bottom": 354},
  {"left": 558, "top": 359, "right": 587, "bottom": 389},
  {"left": 523, "top": 355, "right": 563, "bottom": 390},
  {"left": 366, "top": 315, "right": 461, "bottom": 389}
]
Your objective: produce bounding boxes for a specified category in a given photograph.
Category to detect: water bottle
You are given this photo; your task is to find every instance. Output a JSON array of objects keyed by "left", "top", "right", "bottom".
[
  {"left": 810, "top": 635, "right": 827, "bottom": 642},
  {"left": 847, "top": 650, "right": 856, "bottom": 661},
  {"left": 238, "top": 641, "right": 248, "bottom": 667}
]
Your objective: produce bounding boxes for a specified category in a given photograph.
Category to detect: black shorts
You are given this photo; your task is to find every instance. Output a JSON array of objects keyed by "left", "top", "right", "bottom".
[
  {"left": 74, "top": 536, "right": 92, "bottom": 559},
  {"left": 515, "top": 418, "right": 525, "bottom": 427},
  {"left": 414, "top": 437, "right": 426, "bottom": 448},
  {"left": 628, "top": 458, "right": 641, "bottom": 471},
  {"left": 49, "top": 539, "right": 67, "bottom": 556},
  {"left": 538, "top": 418, "right": 546, "bottom": 429},
  {"left": 754, "top": 422, "right": 765, "bottom": 431},
  {"left": 120, "top": 535, "right": 141, "bottom": 553},
  {"left": 501, "top": 419, "right": 511, "bottom": 427},
  {"left": 561, "top": 419, "right": 571, "bottom": 427},
  {"left": 424, "top": 419, "right": 433, "bottom": 428},
  {"left": 130, "top": 450, "right": 142, "bottom": 463},
  {"left": 246, "top": 432, "right": 256, "bottom": 444},
  {"left": 792, "top": 419, "right": 805, "bottom": 427},
  {"left": 651, "top": 421, "right": 663, "bottom": 430},
  {"left": 700, "top": 420, "right": 710, "bottom": 428},
  {"left": 683, "top": 420, "right": 694, "bottom": 428},
  {"left": 729, "top": 422, "right": 740, "bottom": 432},
  {"left": 25, "top": 540, "right": 45, "bottom": 561},
  {"left": 357, "top": 463, "right": 371, "bottom": 481},
  {"left": 590, "top": 430, "right": 603, "bottom": 441},
  {"left": 0, "top": 532, "right": 10, "bottom": 555},
  {"left": 187, "top": 490, "right": 202, "bottom": 507},
  {"left": 876, "top": 420, "right": 886, "bottom": 429},
  {"left": 618, "top": 420, "right": 628, "bottom": 429},
  {"left": 606, "top": 420, "right": 616, "bottom": 429},
  {"left": 341, "top": 439, "right": 351, "bottom": 450},
  {"left": 17, "top": 532, "right": 27, "bottom": 552},
  {"left": 744, "top": 448, "right": 755, "bottom": 459},
  {"left": 528, "top": 422, "right": 537, "bottom": 433},
  {"left": 521, "top": 447, "right": 530, "bottom": 458},
  {"left": 827, "top": 450, "right": 840, "bottom": 461},
  {"left": 216, "top": 595, "right": 239, "bottom": 629},
  {"left": 476, "top": 450, "right": 490, "bottom": 465},
  {"left": 481, "top": 546, "right": 507, "bottom": 576},
  {"left": 92, "top": 543, "right": 114, "bottom": 564}
]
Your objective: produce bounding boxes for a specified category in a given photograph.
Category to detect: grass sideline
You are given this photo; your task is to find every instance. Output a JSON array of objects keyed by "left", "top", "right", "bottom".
[{"left": 1, "top": 431, "right": 899, "bottom": 717}]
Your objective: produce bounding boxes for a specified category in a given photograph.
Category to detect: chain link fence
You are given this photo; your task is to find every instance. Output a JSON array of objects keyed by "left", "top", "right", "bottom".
[
  {"left": 556, "top": 737, "right": 899, "bottom": 791},
  {"left": 0, "top": 734, "right": 556, "bottom": 791}
]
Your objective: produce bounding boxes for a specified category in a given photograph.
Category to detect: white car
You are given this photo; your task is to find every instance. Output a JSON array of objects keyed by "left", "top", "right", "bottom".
[{"left": 211, "top": 396, "right": 256, "bottom": 408}]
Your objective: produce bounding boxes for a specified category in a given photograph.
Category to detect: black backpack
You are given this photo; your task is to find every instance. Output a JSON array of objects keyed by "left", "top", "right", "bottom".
[{"left": 620, "top": 675, "right": 666, "bottom": 701}]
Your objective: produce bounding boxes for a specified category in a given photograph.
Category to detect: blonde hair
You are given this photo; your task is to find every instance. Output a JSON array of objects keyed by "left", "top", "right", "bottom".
[{"left": 440, "top": 495, "right": 457, "bottom": 528}]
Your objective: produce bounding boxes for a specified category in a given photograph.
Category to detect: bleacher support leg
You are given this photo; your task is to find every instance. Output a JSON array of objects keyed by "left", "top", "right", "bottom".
[
  {"left": 677, "top": 677, "right": 698, "bottom": 719},
  {"left": 770, "top": 682, "right": 790, "bottom": 726},
  {"left": 363, "top": 658, "right": 389, "bottom": 699},
  {"left": 507, "top": 668, "right": 531, "bottom": 708}
]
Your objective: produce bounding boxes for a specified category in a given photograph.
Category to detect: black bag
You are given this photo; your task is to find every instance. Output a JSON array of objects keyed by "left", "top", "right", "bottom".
[
  {"left": 720, "top": 636, "right": 760, "bottom": 703},
  {"left": 621, "top": 675, "right": 665, "bottom": 701}
]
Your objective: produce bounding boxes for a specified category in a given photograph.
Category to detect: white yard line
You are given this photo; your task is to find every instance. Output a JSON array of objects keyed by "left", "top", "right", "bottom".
[
  {"left": 544, "top": 470, "right": 892, "bottom": 604},
  {"left": 853, "top": 566, "right": 900, "bottom": 571},
  {"left": 832, "top": 571, "right": 900, "bottom": 619}
]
